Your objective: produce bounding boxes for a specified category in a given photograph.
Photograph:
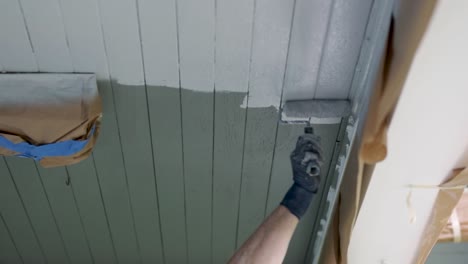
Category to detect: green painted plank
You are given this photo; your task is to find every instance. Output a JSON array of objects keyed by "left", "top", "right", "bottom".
[
  {"left": 4, "top": 157, "right": 69, "bottom": 264},
  {"left": 236, "top": 107, "right": 279, "bottom": 246},
  {"left": 264, "top": 124, "right": 304, "bottom": 216},
  {"left": 306, "top": 141, "right": 342, "bottom": 264},
  {"left": 181, "top": 89, "right": 214, "bottom": 262},
  {"left": 66, "top": 157, "right": 117, "bottom": 263},
  {"left": 292, "top": 135, "right": 340, "bottom": 264},
  {"left": 36, "top": 165, "right": 93, "bottom": 264},
  {"left": 212, "top": 92, "right": 247, "bottom": 263},
  {"left": 0, "top": 158, "right": 45, "bottom": 264},
  {"left": 0, "top": 214, "right": 22, "bottom": 264},
  {"left": 305, "top": 119, "right": 348, "bottom": 263},
  {"left": 92, "top": 80, "right": 140, "bottom": 263},
  {"left": 265, "top": 123, "right": 340, "bottom": 264},
  {"left": 112, "top": 83, "right": 164, "bottom": 264},
  {"left": 427, "top": 243, "right": 468, "bottom": 264},
  {"left": 147, "top": 85, "right": 187, "bottom": 263}
]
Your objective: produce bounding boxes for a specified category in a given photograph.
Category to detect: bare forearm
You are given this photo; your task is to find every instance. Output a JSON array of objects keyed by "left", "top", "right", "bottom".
[{"left": 228, "top": 206, "right": 299, "bottom": 264}]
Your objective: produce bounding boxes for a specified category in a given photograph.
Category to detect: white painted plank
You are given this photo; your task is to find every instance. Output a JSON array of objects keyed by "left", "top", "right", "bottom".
[
  {"left": 177, "top": 0, "right": 215, "bottom": 261},
  {"left": 19, "top": 0, "right": 73, "bottom": 71},
  {"left": 314, "top": 0, "right": 373, "bottom": 99},
  {"left": 244, "top": 0, "right": 294, "bottom": 108},
  {"left": 282, "top": 0, "right": 333, "bottom": 101},
  {"left": 177, "top": 0, "right": 215, "bottom": 91},
  {"left": 97, "top": 0, "right": 143, "bottom": 85},
  {"left": 0, "top": 0, "right": 37, "bottom": 71},
  {"left": 177, "top": 0, "right": 216, "bottom": 261},
  {"left": 138, "top": 0, "right": 188, "bottom": 262},
  {"left": 215, "top": 0, "right": 254, "bottom": 93},
  {"left": 237, "top": 0, "right": 295, "bottom": 246},
  {"left": 98, "top": 1, "right": 165, "bottom": 263},
  {"left": 58, "top": 0, "right": 109, "bottom": 79},
  {"left": 138, "top": 0, "right": 179, "bottom": 88},
  {"left": 211, "top": 0, "right": 254, "bottom": 262},
  {"left": 59, "top": 0, "right": 141, "bottom": 262}
]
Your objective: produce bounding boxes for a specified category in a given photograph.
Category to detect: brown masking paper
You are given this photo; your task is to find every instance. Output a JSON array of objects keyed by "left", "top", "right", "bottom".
[{"left": 0, "top": 74, "right": 102, "bottom": 168}]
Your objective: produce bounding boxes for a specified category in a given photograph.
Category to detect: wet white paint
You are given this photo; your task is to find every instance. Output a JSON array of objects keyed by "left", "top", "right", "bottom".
[
  {"left": 138, "top": 0, "right": 179, "bottom": 88},
  {"left": 0, "top": 74, "right": 97, "bottom": 106},
  {"left": 19, "top": 0, "right": 73, "bottom": 72},
  {"left": 0, "top": 0, "right": 38, "bottom": 71},
  {"left": 0, "top": 0, "right": 367, "bottom": 104},
  {"left": 240, "top": 90, "right": 282, "bottom": 109},
  {"left": 98, "top": 0, "right": 145, "bottom": 86}
]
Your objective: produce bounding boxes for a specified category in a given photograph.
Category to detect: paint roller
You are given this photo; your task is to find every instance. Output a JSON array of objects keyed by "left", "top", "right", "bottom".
[{"left": 281, "top": 99, "right": 351, "bottom": 176}]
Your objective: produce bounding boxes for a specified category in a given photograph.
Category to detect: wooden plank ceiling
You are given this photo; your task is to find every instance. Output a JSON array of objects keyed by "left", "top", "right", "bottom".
[{"left": 0, "top": 0, "right": 372, "bottom": 263}]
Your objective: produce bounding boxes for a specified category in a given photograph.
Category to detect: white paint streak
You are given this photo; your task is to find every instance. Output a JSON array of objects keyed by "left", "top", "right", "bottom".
[
  {"left": 280, "top": 111, "right": 342, "bottom": 124},
  {"left": 98, "top": 0, "right": 144, "bottom": 85},
  {"left": 0, "top": 0, "right": 37, "bottom": 72},
  {"left": 138, "top": 0, "right": 179, "bottom": 88},
  {"left": 177, "top": 0, "right": 215, "bottom": 92},
  {"left": 312, "top": 186, "right": 337, "bottom": 258},
  {"left": 244, "top": 0, "right": 295, "bottom": 109},
  {"left": 19, "top": 0, "right": 73, "bottom": 72},
  {"left": 1, "top": 0, "right": 359, "bottom": 101},
  {"left": 313, "top": 219, "right": 327, "bottom": 256},
  {"left": 315, "top": 0, "right": 373, "bottom": 99},
  {"left": 240, "top": 91, "right": 282, "bottom": 109},
  {"left": 215, "top": 0, "right": 253, "bottom": 93},
  {"left": 59, "top": 0, "right": 110, "bottom": 79},
  {"left": 0, "top": 74, "right": 97, "bottom": 105},
  {"left": 282, "top": 0, "right": 332, "bottom": 101}
]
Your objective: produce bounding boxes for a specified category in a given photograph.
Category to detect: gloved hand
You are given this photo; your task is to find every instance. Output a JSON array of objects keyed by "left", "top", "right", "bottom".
[{"left": 281, "top": 133, "right": 323, "bottom": 219}]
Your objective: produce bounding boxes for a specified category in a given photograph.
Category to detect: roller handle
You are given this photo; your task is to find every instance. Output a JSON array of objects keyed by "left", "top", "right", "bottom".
[{"left": 303, "top": 126, "right": 320, "bottom": 177}]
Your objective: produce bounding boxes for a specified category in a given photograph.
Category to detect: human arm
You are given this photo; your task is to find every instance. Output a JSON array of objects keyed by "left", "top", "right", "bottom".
[
  {"left": 228, "top": 206, "right": 298, "bottom": 264},
  {"left": 229, "top": 132, "right": 323, "bottom": 264}
]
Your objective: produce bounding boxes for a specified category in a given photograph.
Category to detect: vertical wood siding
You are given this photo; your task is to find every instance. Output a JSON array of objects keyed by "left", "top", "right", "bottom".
[{"left": 0, "top": 0, "right": 372, "bottom": 263}]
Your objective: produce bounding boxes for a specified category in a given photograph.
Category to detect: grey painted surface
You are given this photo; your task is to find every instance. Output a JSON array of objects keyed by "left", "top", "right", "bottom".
[
  {"left": 0, "top": 213, "right": 22, "bottom": 264},
  {"left": 147, "top": 86, "right": 188, "bottom": 263},
  {"left": 426, "top": 243, "right": 468, "bottom": 264},
  {"left": 181, "top": 89, "right": 215, "bottom": 262},
  {"left": 0, "top": 86, "right": 343, "bottom": 263},
  {"left": 266, "top": 123, "right": 341, "bottom": 264},
  {"left": 93, "top": 81, "right": 141, "bottom": 263},
  {"left": 66, "top": 157, "right": 118, "bottom": 263},
  {"left": 0, "top": 158, "right": 45, "bottom": 264},
  {"left": 212, "top": 92, "right": 248, "bottom": 263},
  {"left": 112, "top": 83, "right": 165, "bottom": 264},
  {"left": 36, "top": 166, "right": 93, "bottom": 264},
  {"left": 236, "top": 107, "right": 281, "bottom": 245},
  {"left": 4, "top": 158, "right": 70, "bottom": 264},
  {"left": 0, "top": 0, "right": 375, "bottom": 263}
]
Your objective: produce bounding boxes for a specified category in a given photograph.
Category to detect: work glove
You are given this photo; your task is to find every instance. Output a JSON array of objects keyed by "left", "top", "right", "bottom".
[{"left": 281, "top": 132, "right": 323, "bottom": 220}]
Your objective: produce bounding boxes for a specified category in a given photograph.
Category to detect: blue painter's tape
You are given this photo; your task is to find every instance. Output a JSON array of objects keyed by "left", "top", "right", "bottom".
[{"left": 0, "top": 125, "right": 95, "bottom": 161}]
